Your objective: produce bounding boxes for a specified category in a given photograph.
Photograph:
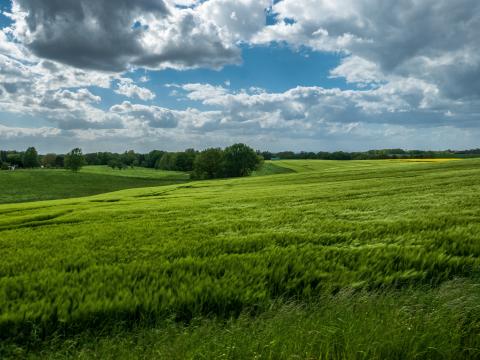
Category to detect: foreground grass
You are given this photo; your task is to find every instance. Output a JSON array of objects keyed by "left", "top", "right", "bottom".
[
  {"left": 3, "top": 280, "right": 479, "bottom": 359},
  {"left": 0, "top": 167, "right": 189, "bottom": 204},
  {"left": 1, "top": 159, "right": 480, "bottom": 357}
]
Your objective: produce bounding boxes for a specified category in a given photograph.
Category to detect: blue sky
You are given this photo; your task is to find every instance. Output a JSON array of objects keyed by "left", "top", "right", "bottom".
[
  {"left": 93, "top": 46, "right": 349, "bottom": 112},
  {"left": 0, "top": 0, "right": 479, "bottom": 153}
]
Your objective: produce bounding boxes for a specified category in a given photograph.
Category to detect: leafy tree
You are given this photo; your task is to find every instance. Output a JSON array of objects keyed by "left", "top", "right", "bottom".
[
  {"left": 42, "top": 153, "right": 57, "bottom": 168},
  {"left": 121, "top": 150, "right": 138, "bottom": 168},
  {"left": 97, "top": 152, "right": 116, "bottom": 165},
  {"left": 260, "top": 151, "right": 273, "bottom": 160},
  {"left": 146, "top": 150, "right": 165, "bottom": 168},
  {"left": 64, "top": 148, "right": 86, "bottom": 172},
  {"left": 175, "top": 149, "right": 196, "bottom": 171},
  {"left": 156, "top": 153, "right": 176, "bottom": 170},
  {"left": 108, "top": 159, "right": 127, "bottom": 170},
  {"left": 0, "top": 150, "right": 7, "bottom": 163},
  {"left": 192, "top": 148, "right": 225, "bottom": 179},
  {"left": 85, "top": 153, "right": 100, "bottom": 165},
  {"left": 23, "top": 147, "right": 40, "bottom": 168},
  {"left": 223, "top": 143, "right": 262, "bottom": 177},
  {"left": 55, "top": 155, "right": 65, "bottom": 168},
  {"left": 6, "top": 153, "right": 23, "bottom": 167}
]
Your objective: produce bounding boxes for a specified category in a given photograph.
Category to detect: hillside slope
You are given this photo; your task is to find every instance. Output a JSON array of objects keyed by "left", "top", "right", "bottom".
[
  {"left": 1, "top": 159, "right": 480, "bottom": 357},
  {"left": 0, "top": 167, "right": 189, "bottom": 204}
]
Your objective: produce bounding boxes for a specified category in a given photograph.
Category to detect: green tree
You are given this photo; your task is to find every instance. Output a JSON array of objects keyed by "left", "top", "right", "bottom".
[
  {"left": 55, "top": 155, "right": 65, "bottom": 168},
  {"left": 64, "top": 148, "right": 86, "bottom": 172},
  {"left": 0, "top": 150, "right": 7, "bottom": 163},
  {"left": 223, "top": 143, "right": 262, "bottom": 177},
  {"left": 146, "top": 150, "right": 165, "bottom": 168},
  {"left": 23, "top": 147, "right": 40, "bottom": 168},
  {"left": 42, "top": 153, "right": 57, "bottom": 168},
  {"left": 7, "top": 153, "right": 23, "bottom": 167},
  {"left": 174, "top": 149, "right": 196, "bottom": 171},
  {"left": 156, "top": 153, "right": 176, "bottom": 170},
  {"left": 121, "top": 150, "right": 138, "bottom": 168},
  {"left": 192, "top": 148, "right": 225, "bottom": 179}
]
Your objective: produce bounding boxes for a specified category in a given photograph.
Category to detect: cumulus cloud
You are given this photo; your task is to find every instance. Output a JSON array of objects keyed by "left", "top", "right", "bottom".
[
  {"left": 10, "top": 0, "right": 169, "bottom": 71},
  {"left": 7, "top": 0, "right": 270, "bottom": 72},
  {"left": 0, "top": 0, "right": 479, "bottom": 151},
  {"left": 0, "top": 124, "right": 62, "bottom": 138},
  {"left": 171, "top": 80, "right": 475, "bottom": 132},
  {"left": 111, "top": 101, "right": 178, "bottom": 128},
  {"left": 115, "top": 78, "right": 156, "bottom": 101},
  {"left": 255, "top": 0, "right": 480, "bottom": 101},
  {"left": 329, "top": 56, "right": 385, "bottom": 87}
]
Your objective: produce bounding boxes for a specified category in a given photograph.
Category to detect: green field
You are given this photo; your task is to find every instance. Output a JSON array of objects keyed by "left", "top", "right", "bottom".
[
  {"left": 0, "top": 167, "right": 189, "bottom": 204},
  {"left": 1, "top": 159, "right": 480, "bottom": 358}
]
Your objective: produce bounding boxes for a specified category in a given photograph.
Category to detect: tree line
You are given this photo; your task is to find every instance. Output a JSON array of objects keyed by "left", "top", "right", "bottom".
[
  {"left": 260, "top": 148, "right": 480, "bottom": 160},
  {"left": 0, "top": 144, "right": 264, "bottom": 179},
  {"left": 2, "top": 146, "right": 480, "bottom": 174}
]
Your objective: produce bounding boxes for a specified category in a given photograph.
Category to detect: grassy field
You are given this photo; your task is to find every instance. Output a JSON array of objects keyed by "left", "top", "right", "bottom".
[
  {"left": 80, "top": 166, "right": 189, "bottom": 179},
  {"left": 1, "top": 159, "right": 480, "bottom": 358},
  {"left": 0, "top": 167, "right": 189, "bottom": 204}
]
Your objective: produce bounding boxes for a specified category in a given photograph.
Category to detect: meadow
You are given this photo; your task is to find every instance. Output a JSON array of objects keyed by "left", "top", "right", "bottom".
[
  {"left": 1, "top": 159, "right": 480, "bottom": 358},
  {"left": 0, "top": 166, "right": 189, "bottom": 204}
]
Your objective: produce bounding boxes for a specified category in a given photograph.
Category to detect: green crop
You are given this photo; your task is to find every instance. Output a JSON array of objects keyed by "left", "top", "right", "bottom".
[
  {"left": 0, "top": 166, "right": 189, "bottom": 204},
  {"left": 1, "top": 159, "right": 480, "bottom": 357}
]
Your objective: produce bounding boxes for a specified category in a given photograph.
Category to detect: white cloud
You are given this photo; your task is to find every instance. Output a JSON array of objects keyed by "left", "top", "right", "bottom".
[
  {"left": 0, "top": 0, "right": 479, "bottom": 151},
  {"left": 0, "top": 124, "right": 61, "bottom": 139},
  {"left": 7, "top": 0, "right": 270, "bottom": 72},
  {"left": 329, "top": 56, "right": 384, "bottom": 87},
  {"left": 110, "top": 101, "right": 179, "bottom": 128},
  {"left": 255, "top": 0, "right": 480, "bottom": 101},
  {"left": 115, "top": 78, "right": 156, "bottom": 101}
]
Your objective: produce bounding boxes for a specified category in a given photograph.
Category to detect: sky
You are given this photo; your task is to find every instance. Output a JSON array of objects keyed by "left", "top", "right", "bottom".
[{"left": 0, "top": 0, "right": 479, "bottom": 153}]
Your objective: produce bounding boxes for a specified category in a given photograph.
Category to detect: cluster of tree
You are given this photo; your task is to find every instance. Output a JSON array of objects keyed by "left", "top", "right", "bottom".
[
  {"left": 81, "top": 150, "right": 193, "bottom": 170},
  {"left": 84, "top": 150, "right": 141, "bottom": 169},
  {"left": 192, "top": 144, "right": 263, "bottom": 179},
  {"left": 3, "top": 145, "right": 480, "bottom": 175},
  {"left": 129, "top": 144, "right": 262, "bottom": 178},
  {"left": 260, "top": 148, "right": 480, "bottom": 160},
  {"left": 0, "top": 144, "right": 262, "bottom": 178},
  {"left": 1, "top": 147, "right": 83, "bottom": 171},
  {"left": 1, "top": 148, "right": 64, "bottom": 170},
  {"left": 83, "top": 146, "right": 262, "bottom": 177}
]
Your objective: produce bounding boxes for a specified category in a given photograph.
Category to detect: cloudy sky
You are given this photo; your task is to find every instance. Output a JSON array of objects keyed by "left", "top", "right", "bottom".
[{"left": 0, "top": 0, "right": 479, "bottom": 153}]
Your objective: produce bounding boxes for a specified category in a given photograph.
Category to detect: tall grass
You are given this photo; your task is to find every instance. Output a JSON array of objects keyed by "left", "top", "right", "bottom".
[
  {"left": 1, "top": 159, "right": 480, "bottom": 357},
  {"left": 4, "top": 280, "right": 479, "bottom": 359}
]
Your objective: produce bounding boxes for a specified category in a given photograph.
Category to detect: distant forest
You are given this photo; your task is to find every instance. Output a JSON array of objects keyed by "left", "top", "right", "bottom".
[{"left": 2, "top": 147, "right": 480, "bottom": 172}]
